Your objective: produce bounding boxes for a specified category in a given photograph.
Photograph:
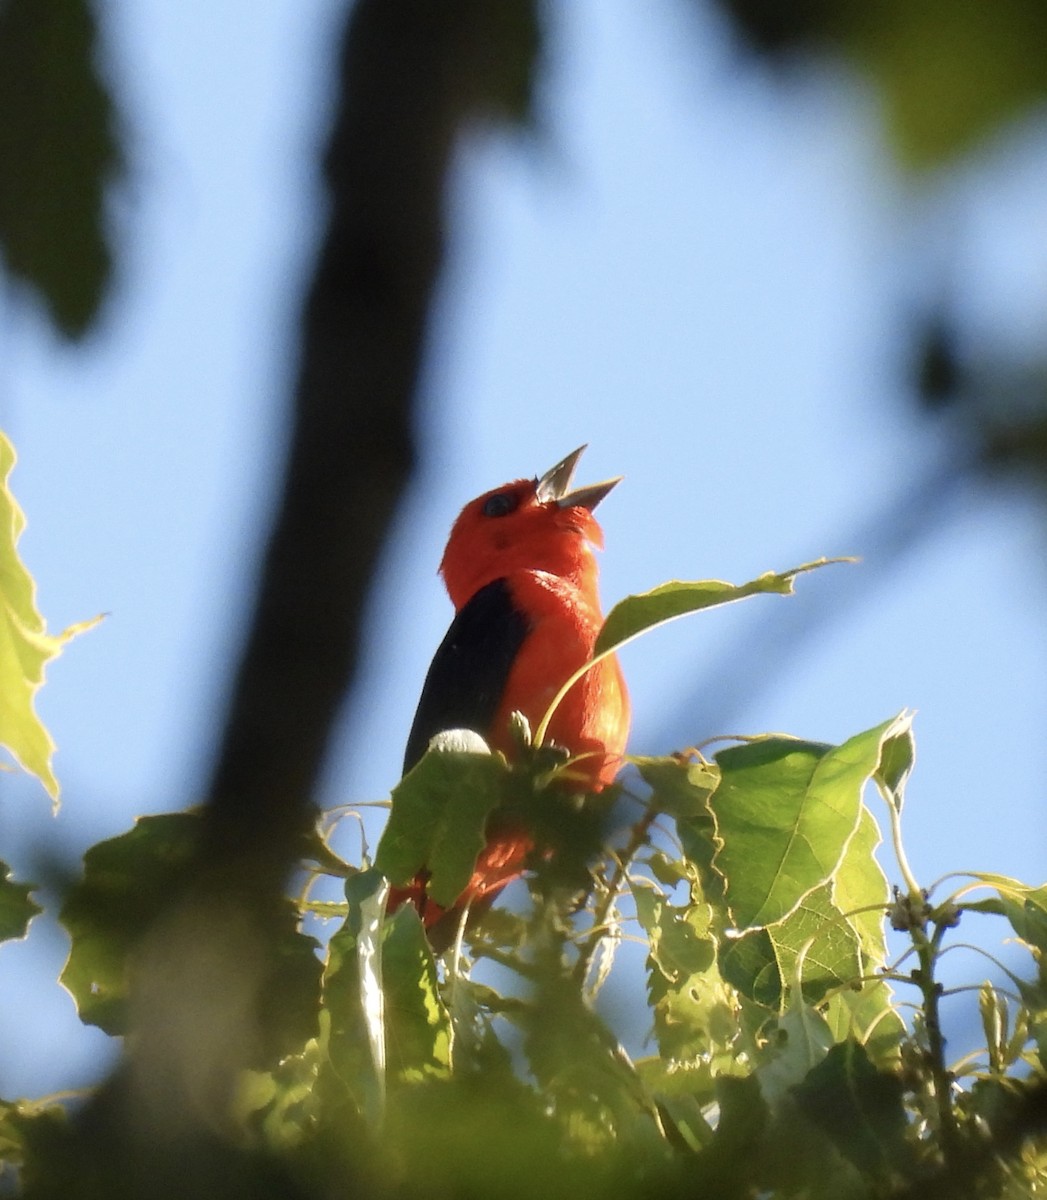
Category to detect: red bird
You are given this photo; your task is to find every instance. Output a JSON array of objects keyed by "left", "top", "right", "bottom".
[{"left": 388, "top": 446, "right": 630, "bottom": 944}]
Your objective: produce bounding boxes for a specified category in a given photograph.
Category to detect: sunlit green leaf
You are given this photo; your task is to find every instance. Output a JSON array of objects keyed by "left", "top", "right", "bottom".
[
  {"left": 376, "top": 748, "right": 508, "bottom": 907},
  {"left": 631, "top": 880, "right": 716, "bottom": 983},
  {"left": 710, "top": 718, "right": 904, "bottom": 930},
  {"left": 721, "top": 885, "right": 863, "bottom": 1010},
  {"left": 631, "top": 882, "right": 736, "bottom": 1061},
  {"left": 0, "top": 861, "right": 40, "bottom": 943},
  {"left": 234, "top": 1042, "right": 323, "bottom": 1148},
  {"left": 642, "top": 756, "right": 725, "bottom": 906},
  {"left": 320, "top": 871, "right": 449, "bottom": 1124},
  {"left": 381, "top": 906, "right": 451, "bottom": 1083},
  {"left": 318, "top": 869, "right": 389, "bottom": 1125},
  {"left": 872, "top": 711, "right": 915, "bottom": 815},
  {"left": 710, "top": 738, "right": 852, "bottom": 929},
  {"left": 594, "top": 558, "right": 850, "bottom": 658},
  {"left": 0, "top": 431, "right": 100, "bottom": 805},
  {"left": 832, "top": 804, "right": 890, "bottom": 969},
  {"left": 773, "top": 884, "right": 862, "bottom": 999},
  {"left": 963, "top": 877, "right": 1047, "bottom": 957}
]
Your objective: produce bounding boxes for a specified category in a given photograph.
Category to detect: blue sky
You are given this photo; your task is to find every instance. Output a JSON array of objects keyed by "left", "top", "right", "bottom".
[{"left": 0, "top": 0, "right": 1043, "bottom": 1097}]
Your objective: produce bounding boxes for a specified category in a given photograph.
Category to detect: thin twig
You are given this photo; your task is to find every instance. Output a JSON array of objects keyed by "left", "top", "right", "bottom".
[{"left": 573, "top": 802, "right": 659, "bottom": 989}]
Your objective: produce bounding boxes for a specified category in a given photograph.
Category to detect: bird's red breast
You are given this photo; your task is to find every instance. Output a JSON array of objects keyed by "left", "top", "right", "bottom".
[{"left": 388, "top": 447, "right": 629, "bottom": 944}]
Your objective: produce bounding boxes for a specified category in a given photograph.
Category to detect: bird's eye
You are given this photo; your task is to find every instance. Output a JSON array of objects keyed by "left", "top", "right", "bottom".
[{"left": 482, "top": 491, "right": 518, "bottom": 518}]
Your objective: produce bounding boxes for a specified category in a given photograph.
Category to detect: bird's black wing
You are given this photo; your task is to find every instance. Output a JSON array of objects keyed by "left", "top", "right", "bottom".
[{"left": 403, "top": 577, "right": 530, "bottom": 774}]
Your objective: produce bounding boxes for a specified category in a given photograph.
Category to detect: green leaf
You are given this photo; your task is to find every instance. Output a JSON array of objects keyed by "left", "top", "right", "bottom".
[
  {"left": 832, "top": 803, "right": 890, "bottom": 969},
  {"left": 819, "top": 806, "right": 901, "bottom": 1060},
  {"left": 791, "top": 1039, "right": 910, "bottom": 1179},
  {"left": 721, "top": 883, "right": 863, "bottom": 1009},
  {"left": 823, "top": 986, "right": 905, "bottom": 1066},
  {"left": 0, "top": 1099, "right": 66, "bottom": 1176},
  {"left": 381, "top": 906, "right": 452, "bottom": 1083},
  {"left": 59, "top": 813, "right": 201, "bottom": 1033},
  {"left": 594, "top": 558, "right": 851, "bottom": 658},
  {"left": 234, "top": 1041, "right": 323, "bottom": 1148},
  {"left": 59, "top": 813, "right": 322, "bottom": 1061},
  {"left": 710, "top": 718, "right": 903, "bottom": 930},
  {"left": 639, "top": 756, "right": 725, "bottom": 908},
  {"left": 0, "top": 860, "right": 40, "bottom": 943},
  {"left": 719, "top": 928, "right": 781, "bottom": 1008},
  {"left": 846, "top": 1, "right": 1047, "bottom": 169},
  {"left": 537, "top": 560, "right": 850, "bottom": 752},
  {"left": 712, "top": 723, "right": 896, "bottom": 1020},
  {"left": 687, "top": 1074, "right": 768, "bottom": 1197},
  {"left": 445, "top": 972, "right": 516, "bottom": 1078},
  {"left": 748, "top": 799, "right": 900, "bottom": 1044},
  {"left": 634, "top": 756, "right": 719, "bottom": 821},
  {"left": 963, "top": 877, "right": 1047, "bottom": 956},
  {"left": 320, "top": 871, "right": 449, "bottom": 1121},
  {"left": 756, "top": 1003, "right": 835, "bottom": 1108},
  {"left": 318, "top": 869, "right": 389, "bottom": 1124},
  {"left": 631, "top": 879, "right": 716, "bottom": 983},
  {"left": 710, "top": 738, "right": 852, "bottom": 929},
  {"left": 376, "top": 747, "right": 509, "bottom": 907},
  {"left": 0, "top": 0, "right": 122, "bottom": 337},
  {"left": 631, "top": 881, "right": 737, "bottom": 1061},
  {"left": 634, "top": 1056, "right": 716, "bottom": 1151},
  {"left": 873, "top": 710, "right": 915, "bottom": 814},
  {"left": 770, "top": 883, "right": 860, "bottom": 998},
  {"left": 0, "top": 431, "right": 100, "bottom": 805},
  {"left": 381, "top": 1077, "right": 607, "bottom": 1200}
]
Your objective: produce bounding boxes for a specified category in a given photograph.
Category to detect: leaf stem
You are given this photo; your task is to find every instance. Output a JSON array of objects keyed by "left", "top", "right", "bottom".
[
  {"left": 879, "top": 779, "right": 921, "bottom": 900},
  {"left": 533, "top": 650, "right": 614, "bottom": 749}
]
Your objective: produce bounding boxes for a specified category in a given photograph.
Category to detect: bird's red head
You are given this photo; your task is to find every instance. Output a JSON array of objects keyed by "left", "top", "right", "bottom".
[{"left": 439, "top": 446, "right": 621, "bottom": 610}]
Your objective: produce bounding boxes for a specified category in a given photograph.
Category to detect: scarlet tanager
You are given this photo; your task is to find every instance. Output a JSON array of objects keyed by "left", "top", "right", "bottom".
[{"left": 387, "top": 446, "right": 630, "bottom": 943}]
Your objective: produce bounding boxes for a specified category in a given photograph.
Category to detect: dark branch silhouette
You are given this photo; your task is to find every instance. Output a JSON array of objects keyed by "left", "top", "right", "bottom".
[{"left": 34, "top": 5, "right": 543, "bottom": 1196}]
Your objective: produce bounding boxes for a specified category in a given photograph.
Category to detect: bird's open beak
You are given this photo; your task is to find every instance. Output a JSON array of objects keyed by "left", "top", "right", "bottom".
[{"left": 535, "top": 445, "right": 621, "bottom": 511}]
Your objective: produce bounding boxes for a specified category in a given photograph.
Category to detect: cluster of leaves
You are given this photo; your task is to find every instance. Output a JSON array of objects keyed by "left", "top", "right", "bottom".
[{"left": 2, "top": 706, "right": 1042, "bottom": 1198}]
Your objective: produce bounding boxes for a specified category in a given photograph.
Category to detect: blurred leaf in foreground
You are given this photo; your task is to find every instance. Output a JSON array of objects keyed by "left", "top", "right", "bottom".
[
  {"left": 0, "top": 0, "right": 122, "bottom": 336},
  {"left": 0, "top": 861, "right": 40, "bottom": 945}
]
